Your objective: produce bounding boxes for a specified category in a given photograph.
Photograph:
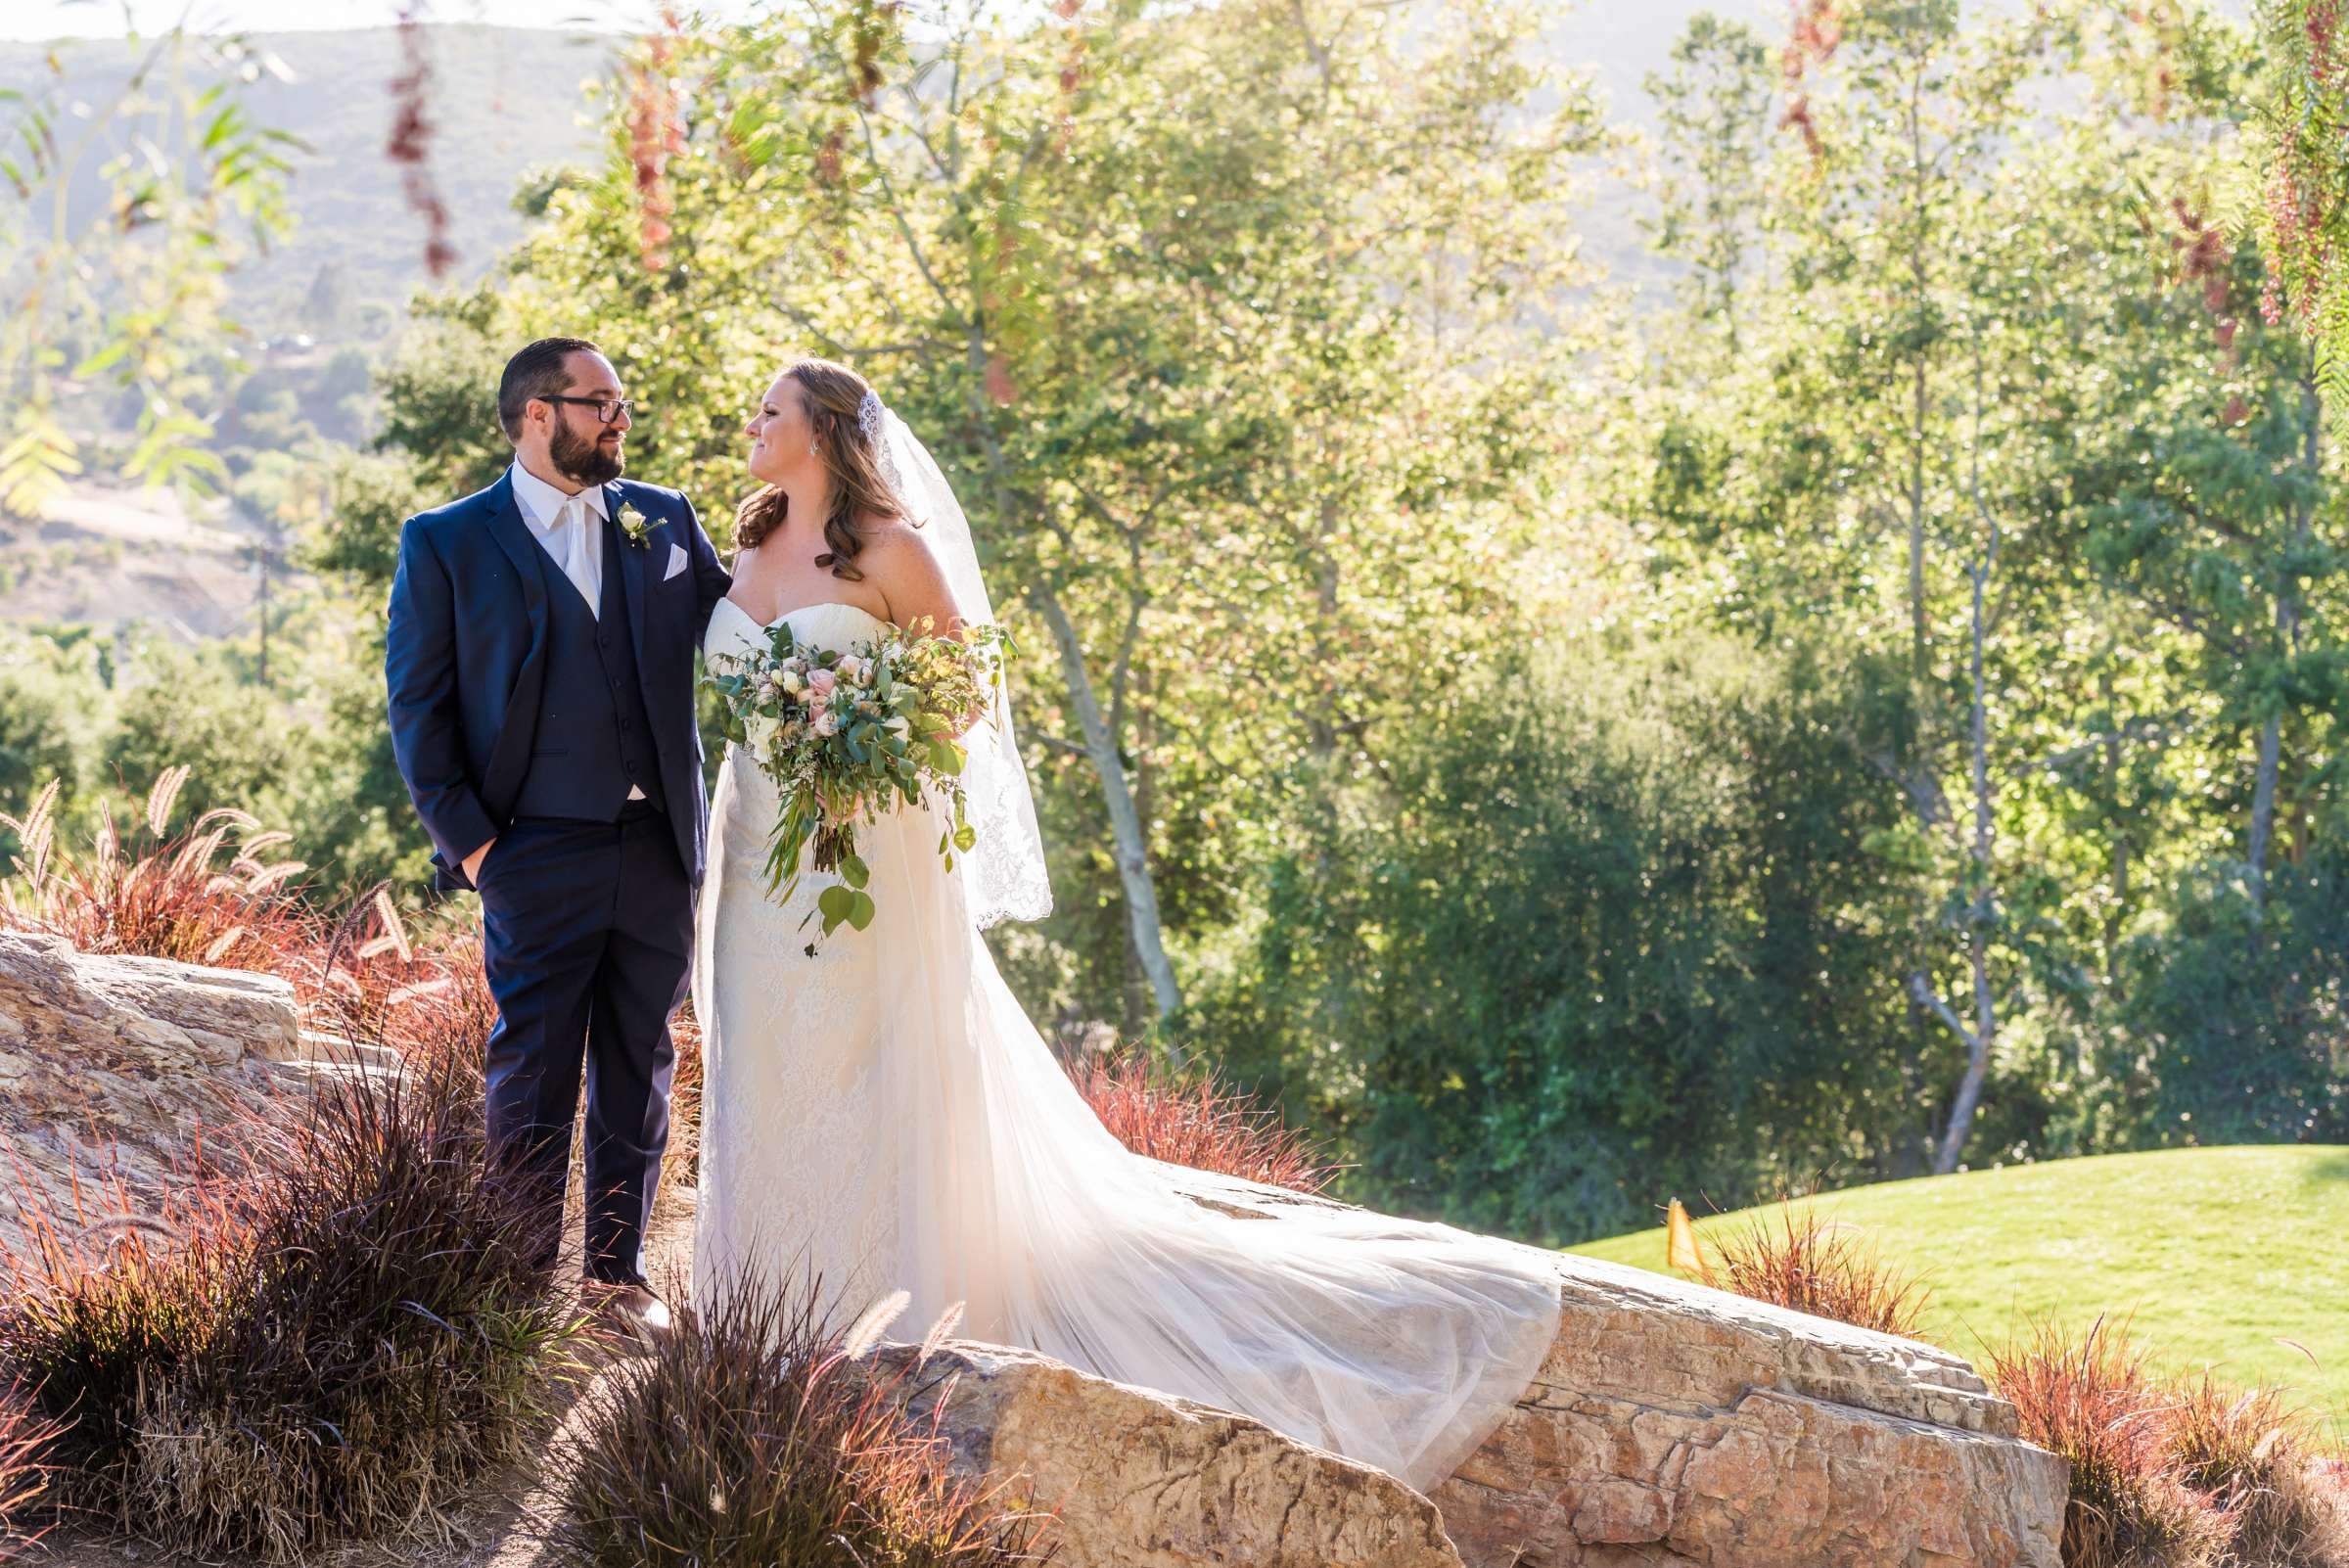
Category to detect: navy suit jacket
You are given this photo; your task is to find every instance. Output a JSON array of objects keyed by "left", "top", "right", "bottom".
[{"left": 385, "top": 470, "right": 732, "bottom": 893}]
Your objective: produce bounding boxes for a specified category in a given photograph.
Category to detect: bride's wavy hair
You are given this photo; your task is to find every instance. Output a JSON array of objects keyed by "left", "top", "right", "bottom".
[{"left": 733, "top": 358, "right": 908, "bottom": 579}]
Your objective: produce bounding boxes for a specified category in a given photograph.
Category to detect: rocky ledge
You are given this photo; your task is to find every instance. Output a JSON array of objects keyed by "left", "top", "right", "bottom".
[
  {"left": 1432, "top": 1250, "right": 2066, "bottom": 1567},
  {"left": 840, "top": 1170, "right": 2067, "bottom": 1568},
  {"left": 0, "top": 928, "right": 385, "bottom": 1257}
]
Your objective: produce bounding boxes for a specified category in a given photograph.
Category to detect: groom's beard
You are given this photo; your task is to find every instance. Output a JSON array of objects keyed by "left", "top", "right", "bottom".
[{"left": 551, "top": 419, "right": 625, "bottom": 487}]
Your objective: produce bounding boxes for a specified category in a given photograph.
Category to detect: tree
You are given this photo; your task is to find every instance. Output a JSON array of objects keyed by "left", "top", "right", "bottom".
[
  {"left": 371, "top": 0, "right": 1599, "bottom": 1040},
  {"left": 0, "top": 28, "right": 297, "bottom": 510}
]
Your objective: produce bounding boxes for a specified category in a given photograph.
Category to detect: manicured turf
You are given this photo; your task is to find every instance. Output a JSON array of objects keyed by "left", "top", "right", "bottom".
[{"left": 1570, "top": 1145, "right": 2349, "bottom": 1430}]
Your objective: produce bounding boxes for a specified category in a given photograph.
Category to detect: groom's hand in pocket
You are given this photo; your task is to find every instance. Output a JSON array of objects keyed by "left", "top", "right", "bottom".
[{"left": 462, "top": 837, "right": 495, "bottom": 889}]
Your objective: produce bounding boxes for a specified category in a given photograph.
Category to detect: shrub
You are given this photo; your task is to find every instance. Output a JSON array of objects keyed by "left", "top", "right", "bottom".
[
  {"left": 2167, "top": 1373, "right": 2349, "bottom": 1568},
  {"left": 1986, "top": 1318, "right": 2233, "bottom": 1568},
  {"left": 0, "top": 1174, "right": 253, "bottom": 1519},
  {"left": 1696, "top": 1199, "right": 1932, "bottom": 1339},
  {"left": 554, "top": 1266, "right": 1045, "bottom": 1568},
  {"left": 0, "top": 768, "right": 315, "bottom": 972},
  {"left": 0, "top": 1060, "right": 577, "bottom": 1562},
  {"left": 1068, "top": 1047, "right": 1335, "bottom": 1195}
]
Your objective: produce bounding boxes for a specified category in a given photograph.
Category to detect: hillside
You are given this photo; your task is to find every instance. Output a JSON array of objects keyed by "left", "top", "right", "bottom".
[
  {"left": 0, "top": 24, "right": 613, "bottom": 339},
  {"left": 1573, "top": 1146, "right": 2349, "bottom": 1426},
  {"left": 0, "top": 7, "right": 1731, "bottom": 342}
]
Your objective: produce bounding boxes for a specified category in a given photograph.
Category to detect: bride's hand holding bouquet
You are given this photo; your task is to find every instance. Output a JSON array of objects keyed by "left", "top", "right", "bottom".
[{"left": 703, "top": 614, "right": 1014, "bottom": 943}]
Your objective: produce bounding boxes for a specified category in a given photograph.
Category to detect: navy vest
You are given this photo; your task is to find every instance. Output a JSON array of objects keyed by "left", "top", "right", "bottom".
[{"left": 509, "top": 510, "right": 668, "bottom": 821}]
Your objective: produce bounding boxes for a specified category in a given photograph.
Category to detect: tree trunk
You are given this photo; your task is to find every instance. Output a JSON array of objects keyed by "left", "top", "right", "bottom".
[
  {"left": 1932, "top": 488, "right": 2001, "bottom": 1176},
  {"left": 1033, "top": 580, "right": 1184, "bottom": 1026},
  {"left": 1930, "top": 937, "right": 1994, "bottom": 1176},
  {"left": 2251, "top": 368, "right": 2320, "bottom": 904},
  {"left": 2248, "top": 710, "right": 2280, "bottom": 902},
  {"left": 1905, "top": 60, "right": 1931, "bottom": 688},
  {"left": 2100, "top": 665, "right": 2126, "bottom": 979},
  {"left": 1909, "top": 355, "right": 1928, "bottom": 683}
]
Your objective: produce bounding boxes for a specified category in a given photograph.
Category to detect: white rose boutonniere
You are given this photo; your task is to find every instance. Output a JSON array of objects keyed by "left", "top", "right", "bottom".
[{"left": 617, "top": 502, "right": 658, "bottom": 549}]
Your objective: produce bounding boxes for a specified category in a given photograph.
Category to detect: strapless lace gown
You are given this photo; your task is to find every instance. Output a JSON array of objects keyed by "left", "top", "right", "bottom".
[{"left": 692, "top": 598, "right": 1559, "bottom": 1492}]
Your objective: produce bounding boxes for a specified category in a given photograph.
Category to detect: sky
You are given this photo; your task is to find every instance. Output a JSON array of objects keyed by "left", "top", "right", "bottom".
[{"left": 0, "top": 0, "right": 762, "bottom": 40}]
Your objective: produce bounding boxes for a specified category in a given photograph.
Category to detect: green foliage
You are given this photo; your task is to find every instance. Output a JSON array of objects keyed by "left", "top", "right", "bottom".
[
  {"left": 1636, "top": 0, "right": 2344, "bottom": 1175},
  {"left": 368, "top": 0, "right": 1605, "bottom": 1034},
  {"left": 0, "top": 620, "right": 427, "bottom": 904},
  {"left": 0, "top": 30, "right": 296, "bottom": 510},
  {"left": 1187, "top": 630, "right": 1923, "bottom": 1242},
  {"left": 0, "top": 644, "right": 93, "bottom": 852},
  {"left": 2123, "top": 853, "right": 2349, "bottom": 1145}
]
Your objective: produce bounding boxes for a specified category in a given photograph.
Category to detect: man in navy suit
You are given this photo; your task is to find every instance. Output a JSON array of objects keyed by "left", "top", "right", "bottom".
[{"left": 385, "top": 337, "right": 730, "bottom": 1340}]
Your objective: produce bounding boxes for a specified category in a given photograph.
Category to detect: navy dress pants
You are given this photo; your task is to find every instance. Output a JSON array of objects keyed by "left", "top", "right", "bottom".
[{"left": 475, "top": 807, "right": 692, "bottom": 1285}]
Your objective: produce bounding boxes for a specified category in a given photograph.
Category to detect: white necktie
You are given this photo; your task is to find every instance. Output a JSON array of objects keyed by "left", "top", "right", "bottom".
[{"left": 555, "top": 496, "right": 599, "bottom": 618}]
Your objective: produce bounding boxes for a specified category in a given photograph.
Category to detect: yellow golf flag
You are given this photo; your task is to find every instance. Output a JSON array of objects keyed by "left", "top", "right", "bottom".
[{"left": 1666, "top": 1198, "right": 1704, "bottom": 1275}]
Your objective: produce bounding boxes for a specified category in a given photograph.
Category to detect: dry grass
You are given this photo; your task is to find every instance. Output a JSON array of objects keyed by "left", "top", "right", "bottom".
[
  {"left": 1987, "top": 1318, "right": 2235, "bottom": 1568},
  {"left": 1695, "top": 1197, "right": 1934, "bottom": 1339},
  {"left": 0, "top": 1385, "right": 53, "bottom": 1563},
  {"left": 554, "top": 1266, "right": 1047, "bottom": 1568},
  {"left": 0, "top": 1062, "right": 580, "bottom": 1563},
  {"left": 2167, "top": 1373, "right": 2349, "bottom": 1568},
  {"left": 1068, "top": 1048, "right": 1335, "bottom": 1195},
  {"left": 0, "top": 769, "right": 316, "bottom": 972}
]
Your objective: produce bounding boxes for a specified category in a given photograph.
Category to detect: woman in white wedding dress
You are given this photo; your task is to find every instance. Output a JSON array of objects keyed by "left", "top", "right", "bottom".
[{"left": 692, "top": 358, "right": 1558, "bottom": 1494}]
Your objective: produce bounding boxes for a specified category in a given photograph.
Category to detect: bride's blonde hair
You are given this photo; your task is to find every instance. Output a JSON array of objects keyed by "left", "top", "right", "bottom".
[{"left": 733, "top": 357, "right": 909, "bottom": 578}]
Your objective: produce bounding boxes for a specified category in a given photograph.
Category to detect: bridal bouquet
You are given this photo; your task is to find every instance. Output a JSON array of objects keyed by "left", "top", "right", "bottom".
[{"left": 703, "top": 617, "right": 1013, "bottom": 942}]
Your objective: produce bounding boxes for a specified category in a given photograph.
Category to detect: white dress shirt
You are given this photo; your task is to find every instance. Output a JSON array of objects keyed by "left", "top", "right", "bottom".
[
  {"left": 506, "top": 459, "right": 642, "bottom": 801},
  {"left": 509, "top": 458, "right": 610, "bottom": 616}
]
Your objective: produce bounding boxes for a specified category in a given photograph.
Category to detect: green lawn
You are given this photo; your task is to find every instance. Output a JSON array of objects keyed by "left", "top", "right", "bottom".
[{"left": 1570, "top": 1145, "right": 2349, "bottom": 1431}]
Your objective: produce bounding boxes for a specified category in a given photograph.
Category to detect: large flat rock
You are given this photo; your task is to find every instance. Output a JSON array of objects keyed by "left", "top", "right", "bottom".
[
  {"left": 0, "top": 929, "right": 367, "bottom": 1256},
  {"left": 1431, "top": 1250, "right": 2067, "bottom": 1568},
  {"left": 857, "top": 1339, "right": 1467, "bottom": 1568},
  {"left": 1153, "top": 1170, "right": 2066, "bottom": 1568}
]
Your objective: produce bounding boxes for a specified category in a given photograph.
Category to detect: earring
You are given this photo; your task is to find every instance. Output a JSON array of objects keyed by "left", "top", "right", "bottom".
[{"left": 809, "top": 441, "right": 819, "bottom": 456}]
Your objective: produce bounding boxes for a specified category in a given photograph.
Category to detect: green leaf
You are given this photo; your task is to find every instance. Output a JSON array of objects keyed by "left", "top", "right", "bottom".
[
  {"left": 952, "top": 824, "right": 977, "bottom": 853},
  {"left": 817, "top": 883, "right": 855, "bottom": 934},
  {"left": 841, "top": 853, "right": 869, "bottom": 890},
  {"left": 847, "top": 890, "right": 876, "bottom": 931},
  {"left": 72, "top": 340, "right": 130, "bottom": 378}
]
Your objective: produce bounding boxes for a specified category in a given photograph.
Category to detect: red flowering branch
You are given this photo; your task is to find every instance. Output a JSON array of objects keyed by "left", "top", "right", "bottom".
[
  {"left": 2256, "top": 0, "right": 2348, "bottom": 335},
  {"left": 1055, "top": 0, "right": 1087, "bottom": 153},
  {"left": 627, "top": 5, "right": 686, "bottom": 275},
  {"left": 387, "top": 1, "right": 455, "bottom": 280},
  {"left": 1778, "top": 0, "right": 1840, "bottom": 162}
]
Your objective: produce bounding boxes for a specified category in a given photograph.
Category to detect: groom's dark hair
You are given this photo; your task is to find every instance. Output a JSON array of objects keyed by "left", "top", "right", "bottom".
[{"left": 498, "top": 336, "right": 603, "bottom": 440}]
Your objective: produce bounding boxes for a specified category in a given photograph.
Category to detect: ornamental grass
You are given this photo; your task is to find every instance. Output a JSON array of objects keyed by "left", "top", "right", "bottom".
[
  {"left": 1068, "top": 1047, "right": 1336, "bottom": 1196},
  {"left": 1695, "top": 1197, "right": 1934, "bottom": 1339},
  {"left": 0, "top": 1386, "right": 52, "bottom": 1563},
  {"left": 0, "top": 768, "right": 316, "bottom": 971},
  {"left": 0, "top": 1059, "right": 579, "bottom": 1563},
  {"left": 1986, "top": 1318, "right": 2235, "bottom": 1568},
  {"left": 2166, "top": 1370, "right": 2349, "bottom": 1568},
  {"left": 553, "top": 1265, "right": 1047, "bottom": 1568}
]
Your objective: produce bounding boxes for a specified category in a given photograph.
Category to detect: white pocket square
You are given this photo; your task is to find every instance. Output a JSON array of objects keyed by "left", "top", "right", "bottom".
[{"left": 664, "top": 541, "right": 688, "bottom": 580}]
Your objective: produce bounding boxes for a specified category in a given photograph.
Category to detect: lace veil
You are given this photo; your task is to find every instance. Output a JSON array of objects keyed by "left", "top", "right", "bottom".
[{"left": 862, "top": 394, "right": 1053, "bottom": 929}]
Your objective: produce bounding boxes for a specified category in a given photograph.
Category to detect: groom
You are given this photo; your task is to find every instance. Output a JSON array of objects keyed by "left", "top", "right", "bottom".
[{"left": 385, "top": 336, "right": 730, "bottom": 1339}]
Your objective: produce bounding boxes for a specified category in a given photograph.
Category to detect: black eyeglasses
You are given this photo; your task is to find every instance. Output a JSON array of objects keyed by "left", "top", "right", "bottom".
[{"left": 540, "top": 394, "right": 638, "bottom": 424}]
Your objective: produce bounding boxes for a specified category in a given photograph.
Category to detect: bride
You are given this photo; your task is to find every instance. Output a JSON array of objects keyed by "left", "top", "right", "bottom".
[{"left": 691, "top": 357, "right": 1559, "bottom": 1493}]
